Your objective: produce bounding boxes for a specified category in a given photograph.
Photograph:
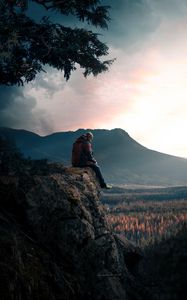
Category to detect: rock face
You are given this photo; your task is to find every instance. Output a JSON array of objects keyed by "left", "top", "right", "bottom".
[{"left": 0, "top": 163, "right": 143, "bottom": 300}]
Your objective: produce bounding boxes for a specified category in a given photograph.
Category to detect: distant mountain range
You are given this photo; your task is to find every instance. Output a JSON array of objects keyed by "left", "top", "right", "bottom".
[{"left": 1, "top": 127, "right": 187, "bottom": 186}]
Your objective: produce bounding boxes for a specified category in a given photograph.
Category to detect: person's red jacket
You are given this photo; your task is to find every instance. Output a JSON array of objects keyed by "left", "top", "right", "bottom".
[{"left": 72, "top": 135, "right": 96, "bottom": 167}]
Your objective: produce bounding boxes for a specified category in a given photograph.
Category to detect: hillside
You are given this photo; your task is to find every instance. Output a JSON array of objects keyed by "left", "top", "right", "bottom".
[{"left": 1, "top": 127, "right": 187, "bottom": 185}]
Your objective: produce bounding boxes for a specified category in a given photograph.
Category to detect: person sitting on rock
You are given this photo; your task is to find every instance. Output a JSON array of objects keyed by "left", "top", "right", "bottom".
[{"left": 71, "top": 132, "right": 112, "bottom": 189}]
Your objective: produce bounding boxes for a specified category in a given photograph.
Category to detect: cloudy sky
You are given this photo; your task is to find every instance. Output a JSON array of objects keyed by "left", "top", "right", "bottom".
[{"left": 1, "top": 0, "right": 187, "bottom": 158}]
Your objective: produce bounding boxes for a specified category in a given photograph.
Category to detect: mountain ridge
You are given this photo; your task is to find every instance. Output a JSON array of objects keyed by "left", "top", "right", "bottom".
[
  {"left": 1, "top": 126, "right": 184, "bottom": 159},
  {"left": 1, "top": 126, "right": 187, "bottom": 185}
]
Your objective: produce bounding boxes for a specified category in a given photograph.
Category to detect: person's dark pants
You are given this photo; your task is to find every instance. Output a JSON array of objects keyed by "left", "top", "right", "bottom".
[{"left": 88, "top": 164, "right": 106, "bottom": 188}]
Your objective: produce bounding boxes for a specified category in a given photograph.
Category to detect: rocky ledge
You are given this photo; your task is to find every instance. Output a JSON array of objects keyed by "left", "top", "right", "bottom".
[{"left": 0, "top": 164, "right": 144, "bottom": 300}]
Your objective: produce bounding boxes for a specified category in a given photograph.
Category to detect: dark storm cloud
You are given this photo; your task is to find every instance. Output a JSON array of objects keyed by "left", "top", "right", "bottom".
[
  {"left": 0, "top": 86, "right": 16, "bottom": 110},
  {"left": 0, "top": 86, "right": 36, "bottom": 128},
  {"left": 95, "top": 0, "right": 187, "bottom": 49},
  {"left": 102, "top": 0, "right": 159, "bottom": 49},
  {"left": 0, "top": 85, "right": 54, "bottom": 133}
]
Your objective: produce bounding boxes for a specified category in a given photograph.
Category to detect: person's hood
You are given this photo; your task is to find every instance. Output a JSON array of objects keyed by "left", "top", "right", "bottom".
[{"left": 75, "top": 134, "right": 87, "bottom": 143}]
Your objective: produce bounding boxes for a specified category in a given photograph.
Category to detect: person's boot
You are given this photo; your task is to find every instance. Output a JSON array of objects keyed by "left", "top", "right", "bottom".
[{"left": 101, "top": 183, "right": 112, "bottom": 189}]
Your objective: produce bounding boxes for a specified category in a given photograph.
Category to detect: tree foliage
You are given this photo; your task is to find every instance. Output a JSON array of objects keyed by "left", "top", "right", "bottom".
[{"left": 0, "top": 0, "right": 114, "bottom": 85}]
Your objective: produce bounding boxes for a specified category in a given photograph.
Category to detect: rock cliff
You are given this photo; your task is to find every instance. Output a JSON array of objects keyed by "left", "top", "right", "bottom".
[{"left": 0, "top": 162, "right": 144, "bottom": 300}]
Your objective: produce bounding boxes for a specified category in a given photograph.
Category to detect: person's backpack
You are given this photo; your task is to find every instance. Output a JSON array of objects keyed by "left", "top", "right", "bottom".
[{"left": 71, "top": 141, "right": 83, "bottom": 166}]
